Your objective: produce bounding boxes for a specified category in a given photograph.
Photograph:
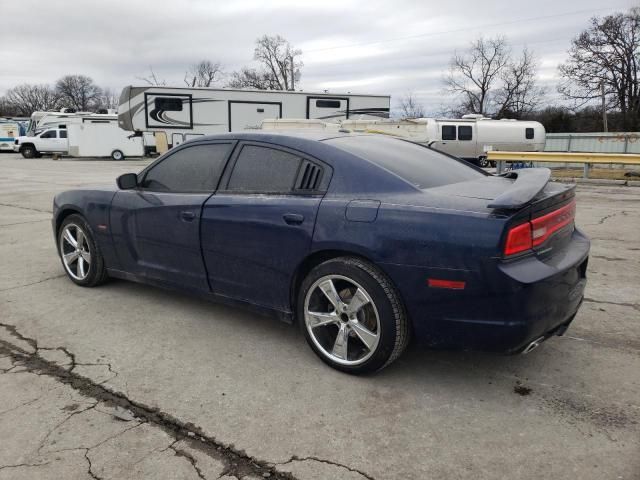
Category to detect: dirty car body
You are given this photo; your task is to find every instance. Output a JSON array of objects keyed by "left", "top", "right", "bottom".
[{"left": 52, "top": 132, "right": 590, "bottom": 370}]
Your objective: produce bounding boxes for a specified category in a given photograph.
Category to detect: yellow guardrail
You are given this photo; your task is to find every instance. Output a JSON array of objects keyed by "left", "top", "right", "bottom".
[
  {"left": 487, "top": 151, "right": 640, "bottom": 165},
  {"left": 487, "top": 151, "right": 640, "bottom": 179}
]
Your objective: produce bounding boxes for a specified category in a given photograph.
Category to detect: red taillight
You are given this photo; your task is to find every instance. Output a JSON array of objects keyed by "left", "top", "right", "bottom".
[
  {"left": 504, "top": 222, "right": 533, "bottom": 256},
  {"left": 531, "top": 200, "right": 576, "bottom": 247},
  {"left": 504, "top": 200, "right": 576, "bottom": 257}
]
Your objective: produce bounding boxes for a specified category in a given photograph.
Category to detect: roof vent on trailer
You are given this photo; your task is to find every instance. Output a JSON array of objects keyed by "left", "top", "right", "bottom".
[
  {"left": 297, "top": 161, "right": 322, "bottom": 190},
  {"left": 461, "top": 114, "right": 485, "bottom": 119}
]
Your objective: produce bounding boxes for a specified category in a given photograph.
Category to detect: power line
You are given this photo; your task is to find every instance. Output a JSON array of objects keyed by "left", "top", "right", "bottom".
[{"left": 303, "top": 6, "right": 627, "bottom": 53}]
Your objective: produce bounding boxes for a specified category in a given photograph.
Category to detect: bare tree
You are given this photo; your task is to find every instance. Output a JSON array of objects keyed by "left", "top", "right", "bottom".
[
  {"left": 55, "top": 75, "right": 102, "bottom": 111},
  {"left": 137, "top": 66, "right": 166, "bottom": 87},
  {"left": 228, "top": 35, "right": 303, "bottom": 90},
  {"left": 227, "top": 67, "right": 281, "bottom": 90},
  {"left": 96, "top": 88, "right": 120, "bottom": 111},
  {"left": 445, "top": 37, "right": 543, "bottom": 118},
  {"left": 184, "top": 60, "right": 224, "bottom": 87},
  {"left": 398, "top": 92, "right": 426, "bottom": 118},
  {"left": 2, "top": 84, "right": 61, "bottom": 116},
  {"left": 495, "top": 49, "right": 545, "bottom": 118},
  {"left": 559, "top": 8, "right": 640, "bottom": 130}
]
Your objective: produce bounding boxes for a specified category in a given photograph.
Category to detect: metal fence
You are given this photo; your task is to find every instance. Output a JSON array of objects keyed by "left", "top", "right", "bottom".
[{"left": 545, "top": 132, "right": 640, "bottom": 154}]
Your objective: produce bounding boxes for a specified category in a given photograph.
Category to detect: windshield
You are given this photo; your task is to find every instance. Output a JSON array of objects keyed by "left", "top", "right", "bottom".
[{"left": 325, "top": 135, "right": 486, "bottom": 189}]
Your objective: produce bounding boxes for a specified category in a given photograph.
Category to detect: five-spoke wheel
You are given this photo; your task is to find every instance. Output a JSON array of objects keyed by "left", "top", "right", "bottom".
[
  {"left": 299, "top": 257, "right": 409, "bottom": 374},
  {"left": 57, "top": 214, "right": 107, "bottom": 287}
]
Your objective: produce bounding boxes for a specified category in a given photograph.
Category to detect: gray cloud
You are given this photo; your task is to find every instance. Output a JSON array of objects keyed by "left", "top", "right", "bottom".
[{"left": 0, "top": 0, "right": 634, "bottom": 112}]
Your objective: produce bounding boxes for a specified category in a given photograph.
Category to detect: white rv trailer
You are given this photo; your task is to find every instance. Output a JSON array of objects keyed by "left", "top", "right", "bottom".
[
  {"left": 117, "top": 86, "right": 391, "bottom": 152},
  {"left": 0, "top": 121, "right": 25, "bottom": 151},
  {"left": 27, "top": 110, "right": 117, "bottom": 134},
  {"left": 340, "top": 115, "right": 546, "bottom": 166}
]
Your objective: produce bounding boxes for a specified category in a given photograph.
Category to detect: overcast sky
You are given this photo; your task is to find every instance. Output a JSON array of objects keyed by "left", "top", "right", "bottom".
[{"left": 1, "top": 0, "right": 635, "bottom": 114}]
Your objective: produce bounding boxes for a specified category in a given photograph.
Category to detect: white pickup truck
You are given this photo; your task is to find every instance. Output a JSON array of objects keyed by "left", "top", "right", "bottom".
[{"left": 14, "top": 128, "right": 68, "bottom": 158}]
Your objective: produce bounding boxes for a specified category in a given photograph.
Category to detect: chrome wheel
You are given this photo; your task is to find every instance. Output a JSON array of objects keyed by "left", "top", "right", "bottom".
[
  {"left": 304, "top": 275, "right": 380, "bottom": 366},
  {"left": 59, "top": 224, "right": 91, "bottom": 281}
]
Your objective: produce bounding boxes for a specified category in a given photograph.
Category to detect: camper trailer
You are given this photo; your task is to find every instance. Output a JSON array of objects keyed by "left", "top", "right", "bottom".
[
  {"left": 0, "top": 120, "right": 25, "bottom": 151},
  {"left": 27, "top": 110, "right": 118, "bottom": 135},
  {"left": 339, "top": 115, "right": 546, "bottom": 166},
  {"left": 117, "top": 86, "right": 391, "bottom": 152}
]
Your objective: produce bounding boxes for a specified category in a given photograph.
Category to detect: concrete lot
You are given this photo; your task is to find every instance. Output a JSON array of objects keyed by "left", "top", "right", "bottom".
[{"left": 0, "top": 152, "right": 638, "bottom": 480}]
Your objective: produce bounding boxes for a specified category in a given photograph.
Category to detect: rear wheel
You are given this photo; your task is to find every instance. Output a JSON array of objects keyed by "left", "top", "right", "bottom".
[
  {"left": 478, "top": 156, "right": 490, "bottom": 168},
  {"left": 58, "top": 214, "right": 108, "bottom": 287},
  {"left": 21, "top": 145, "right": 37, "bottom": 158},
  {"left": 111, "top": 149, "right": 124, "bottom": 161},
  {"left": 298, "top": 257, "right": 409, "bottom": 374}
]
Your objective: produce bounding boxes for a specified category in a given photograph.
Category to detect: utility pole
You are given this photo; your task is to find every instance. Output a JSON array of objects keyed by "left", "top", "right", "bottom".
[{"left": 601, "top": 81, "right": 608, "bottom": 132}]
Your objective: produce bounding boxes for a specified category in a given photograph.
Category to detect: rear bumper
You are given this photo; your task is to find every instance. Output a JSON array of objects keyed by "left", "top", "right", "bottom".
[{"left": 381, "top": 227, "right": 590, "bottom": 352}]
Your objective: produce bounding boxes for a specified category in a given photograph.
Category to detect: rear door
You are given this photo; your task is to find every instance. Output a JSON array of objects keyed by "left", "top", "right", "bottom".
[
  {"left": 432, "top": 123, "right": 476, "bottom": 159},
  {"left": 201, "top": 142, "right": 330, "bottom": 310},
  {"left": 229, "top": 101, "right": 281, "bottom": 131},
  {"left": 307, "top": 97, "right": 349, "bottom": 121},
  {"left": 110, "top": 141, "right": 235, "bottom": 291}
]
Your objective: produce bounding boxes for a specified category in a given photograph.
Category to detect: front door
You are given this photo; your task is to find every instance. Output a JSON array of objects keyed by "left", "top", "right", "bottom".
[
  {"left": 110, "top": 141, "right": 236, "bottom": 291},
  {"left": 201, "top": 142, "right": 329, "bottom": 311}
]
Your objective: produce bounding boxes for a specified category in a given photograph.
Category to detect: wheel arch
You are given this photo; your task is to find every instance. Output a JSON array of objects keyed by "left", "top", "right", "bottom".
[
  {"left": 289, "top": 248, "right": 408, "bottom": 325},
  {"left": 55, "top": 207, "right": 84, "bottom": 237}
]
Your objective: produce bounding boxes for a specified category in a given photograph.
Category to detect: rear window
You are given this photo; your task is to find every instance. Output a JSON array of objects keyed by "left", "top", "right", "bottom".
[{"left": 326, "top": 136, "right": 485, "bottom": 189}]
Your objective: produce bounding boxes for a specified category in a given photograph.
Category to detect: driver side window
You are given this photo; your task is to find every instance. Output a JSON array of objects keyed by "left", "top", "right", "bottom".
[
  {"left": 141, "top": 143, "right": 234, "bottom": 193},
  {"left": 40, "top": 130, "right": 57, "bottom": 139}
]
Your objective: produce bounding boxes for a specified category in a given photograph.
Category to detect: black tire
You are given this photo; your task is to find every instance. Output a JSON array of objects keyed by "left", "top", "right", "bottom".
[
  {"left": 478, "top": 156, "right": 490, "bottom": 168},
  {"left": 57, "top": 214, "right": 108, "bottom": 287},
  {"left": 111, "top": 149, "right": 124, "bottom": 161},
  {"left": 297, "top": 256, "right": 410, "bottom": 374},
  {"left": 21, "top": 145, "right": 37, "bottom": 158}
]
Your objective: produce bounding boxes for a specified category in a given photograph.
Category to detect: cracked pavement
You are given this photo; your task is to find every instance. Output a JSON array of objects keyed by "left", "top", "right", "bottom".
[{"left": 0, "top": 154, "right": 639, "bottom": 479}]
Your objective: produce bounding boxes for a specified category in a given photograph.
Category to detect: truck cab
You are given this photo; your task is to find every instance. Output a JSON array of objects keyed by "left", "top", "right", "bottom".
[{"left": 14, "top": 128, "right": 68, "bottom": 158}]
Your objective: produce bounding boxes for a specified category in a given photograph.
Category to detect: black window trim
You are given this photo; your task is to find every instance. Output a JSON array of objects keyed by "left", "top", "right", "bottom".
[
  {"left": 218, "top": 140, "right": 332, "bottom": 196},
  {"left": 306, "top": 96, "right": 350, "bottom": 120},
  {"left": 525, "top": 127, "right": 535, "bottom": 140},
  {"left": 137, "top": 140, "right": 238, "bottom": 194},
  {"left": 441, "top": 124, "right": 457, "bottom": 141},
  {"left": 458, "top": 125, "right": 473, "bottom": 141}
]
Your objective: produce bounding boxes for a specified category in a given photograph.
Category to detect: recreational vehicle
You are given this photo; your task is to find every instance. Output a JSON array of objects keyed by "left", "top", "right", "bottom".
[
  {"left": 27, "top": 110, "right": 118, "bottom": 135},
  {"left": 340, "top": 115, "right": 546, "bottom": 166},
  {"left": 117, "top": 86, "right": 391, "bottom": 152},
  {"left": 0, "top": 120, "right": 25, "bottom": 151}
]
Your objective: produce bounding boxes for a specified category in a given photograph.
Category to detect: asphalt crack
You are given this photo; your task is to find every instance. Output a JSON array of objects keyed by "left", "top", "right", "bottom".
[
  {"left": 169, "top": 440, "right": 208, "bottom": 480},
  {"left": 0, "top": 274, "right": 66, "bottom": 293},
  {"left": 584, "top": 298, "right": 640, "bottom": 313},
  {"left": 277, "top": 456, "right": 376, "bottom": 480},
  {"left": 0, "top": 202, "right": 52, "bottom": 214},
  {"left": 0, "top": 324, "right": 296, "bottom": 480}
]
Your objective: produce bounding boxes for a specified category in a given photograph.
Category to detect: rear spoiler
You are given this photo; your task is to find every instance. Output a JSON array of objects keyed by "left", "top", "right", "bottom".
[{"left": 488, "top": 168, "right": 551, "bottom": 210}]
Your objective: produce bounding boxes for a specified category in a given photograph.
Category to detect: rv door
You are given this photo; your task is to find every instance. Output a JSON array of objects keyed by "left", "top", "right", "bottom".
[
  {"left": 228, "top": 101, "right": 281, "bottom": 132},
  {"left": 307, "top": 97, "right": 349, "bottom": 121}
]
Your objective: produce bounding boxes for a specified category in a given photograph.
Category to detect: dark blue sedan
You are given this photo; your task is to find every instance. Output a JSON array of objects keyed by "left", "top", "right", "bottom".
[{"left": 52, "top": 132, "right": 589, "bottom": 373}]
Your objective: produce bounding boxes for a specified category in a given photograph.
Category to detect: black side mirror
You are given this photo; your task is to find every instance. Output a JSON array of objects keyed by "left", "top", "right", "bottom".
[{"left": 117, "top": 173, "right": 138, "bottom": 190}]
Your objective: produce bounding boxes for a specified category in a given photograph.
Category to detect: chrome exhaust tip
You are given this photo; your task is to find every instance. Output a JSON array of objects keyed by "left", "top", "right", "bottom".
[{"left": 522, "top": 336, "right": 545, "bottom": 354}]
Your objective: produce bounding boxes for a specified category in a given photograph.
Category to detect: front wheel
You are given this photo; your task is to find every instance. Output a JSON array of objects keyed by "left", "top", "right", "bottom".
[
  {"left": 298, "top": 257, "right": 410, "bottom": 374},
  {"left": 58, "top": 214, "right": 108, "bottom": 287},
  {"left": 20, "top": 145, "right": 37, "bottom": 158},
  {"left": 111, "top": 149, "right": 124, "bottom": 161}
]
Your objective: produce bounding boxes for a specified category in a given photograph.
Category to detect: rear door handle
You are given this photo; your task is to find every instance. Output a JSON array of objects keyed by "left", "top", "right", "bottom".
[
  {"left": 283, "top": 213, "right": 304, "bottom": 225},
  {"left": 180, "top": 210, "right": 196, "bottom": 222}
]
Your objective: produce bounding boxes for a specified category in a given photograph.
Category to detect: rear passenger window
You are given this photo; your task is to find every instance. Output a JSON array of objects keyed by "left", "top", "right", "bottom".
[
  {"left": 227, "top": 145, "right": 302, "bottom": 193},
  {"left": 59, "top": 130, "right": 67, "bottom": 139},
  {"left": 141, "top": 143, "right": 233, "bottom": 192},
  {"left": 526, "top": 128, "right": 534, "bottom": 139},
  {"left": 442, "top": 125, "right": 456, "bottom": 140},
  {"left": 458, "top": 125, "right": 472, "bottom": 141}
]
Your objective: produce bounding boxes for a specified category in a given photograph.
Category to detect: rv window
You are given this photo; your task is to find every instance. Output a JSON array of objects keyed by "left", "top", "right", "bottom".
[
  {"left": 40, "top": 130, "right": 57, "bottom": 139},
  {"left": 141, "top": 143, "right": 234, "bottom": 193},
  {"left": 59, "top": 130, "right": 67, "bottom": 139},
  {"left": 316, "top": 100, "right": 342, "bottom": 109},
  {"left": 442, "top": 125, "right": 456, "bottom": 140},
  {"left": 154, "top": 97, "right": 183, "bottom": 112},
  {"left": 257, "top": 108, "right": 265, "bottom": 113},
  {"left": 58, "top": 124, "right": 66, "bottom": 129},
  {"left": 458, "top": 125, "right": 472, "bottom": 141},
  {"left": 526, "top": 127, "right": 534, "bottom": 139},
  {"left": 226, "top": 145, "right": 302, "bottom": 193}
]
